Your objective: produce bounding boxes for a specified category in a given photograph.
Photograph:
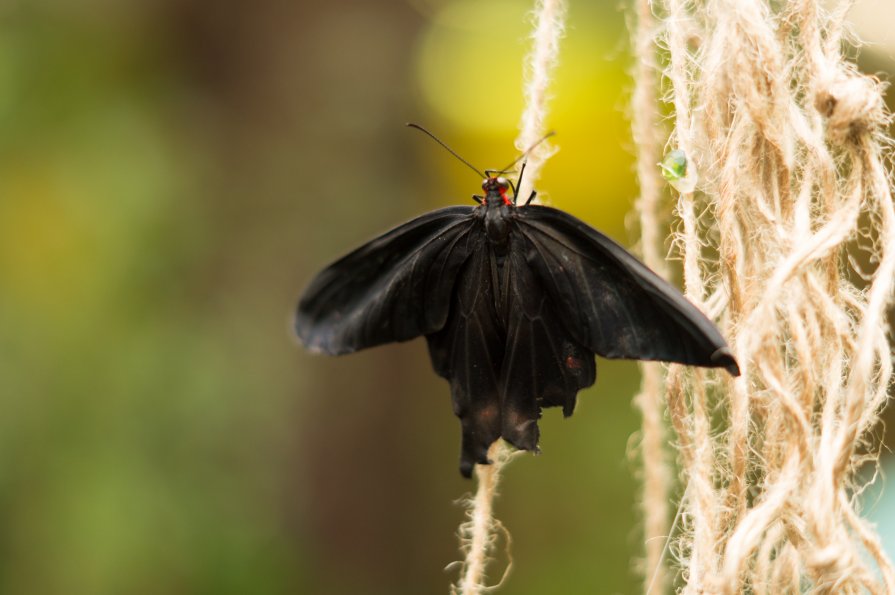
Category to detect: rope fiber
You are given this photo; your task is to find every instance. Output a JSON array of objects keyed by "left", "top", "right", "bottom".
[{"left": 632, "top": 1, "right": 895, "bottom": 592}]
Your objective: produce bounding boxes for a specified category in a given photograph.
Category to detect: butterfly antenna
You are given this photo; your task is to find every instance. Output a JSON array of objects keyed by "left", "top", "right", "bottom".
[
  {"left": 406, "top": 123, "right": 486, "bottom": 179},
  {"left": 494, "top": 130, "right": 557, "bottom": 175}
]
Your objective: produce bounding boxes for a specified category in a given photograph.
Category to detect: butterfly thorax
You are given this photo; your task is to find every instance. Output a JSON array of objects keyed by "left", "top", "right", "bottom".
[
  {"left": 481, "top": 176, "right": 514, "bottom": 249},
  {"left": 483, "top": 199, "right": 513, "bottom": 249}
]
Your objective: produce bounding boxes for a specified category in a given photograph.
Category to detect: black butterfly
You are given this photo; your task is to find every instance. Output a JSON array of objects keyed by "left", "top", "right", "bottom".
[{"left": 295, "top": 136, "right": 739, "bottom": 478}]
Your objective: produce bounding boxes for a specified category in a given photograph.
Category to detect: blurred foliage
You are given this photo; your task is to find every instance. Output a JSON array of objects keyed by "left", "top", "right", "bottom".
[{"left": 1, "top": 0, "right": 892, "bottom": 594}]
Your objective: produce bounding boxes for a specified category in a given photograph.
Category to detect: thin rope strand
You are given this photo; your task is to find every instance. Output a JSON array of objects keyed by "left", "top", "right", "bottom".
[
  {"left": 630, "top": 0, "right": 672, "bottom": 591},
  {"left": 453, "top": 2, "right": 566, "bottom": 593},
  {"left": 515, "top": 0, "right": 566, "bottom": 203},
  {"left": 454, "top": 442, "right": 520, "bottom": 595}
]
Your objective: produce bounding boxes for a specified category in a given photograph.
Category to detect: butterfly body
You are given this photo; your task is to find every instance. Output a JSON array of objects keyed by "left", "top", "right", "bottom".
[{"left": 296, "top": 175, "right": 738, "bottom": 477}]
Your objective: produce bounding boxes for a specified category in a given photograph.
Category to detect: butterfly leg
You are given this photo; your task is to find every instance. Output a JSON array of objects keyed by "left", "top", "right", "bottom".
[{"left": 524, "top": 190, "right": 537, "bottom": 206}]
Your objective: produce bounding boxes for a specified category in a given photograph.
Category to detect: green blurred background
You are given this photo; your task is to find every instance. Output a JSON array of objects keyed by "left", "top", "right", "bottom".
[{"left": 1, "top": 1, "right": 893, "bottom": 594}]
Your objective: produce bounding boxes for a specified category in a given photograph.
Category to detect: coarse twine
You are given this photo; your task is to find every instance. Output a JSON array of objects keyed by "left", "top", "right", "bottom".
[
  {"left": 633, "top": 0, "right": 895, "bottom": 593},
  {"left": 454, "top": 1, "right": 565, "bottom": 594}
]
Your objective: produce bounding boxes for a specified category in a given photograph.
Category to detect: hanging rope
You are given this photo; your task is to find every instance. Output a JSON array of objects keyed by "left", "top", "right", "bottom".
[
  {"left": 633, "top": 0, "right": 895, "bottom": 592},
  {"left": 452, "top": 2, "right": 566, "bottom": 593}
]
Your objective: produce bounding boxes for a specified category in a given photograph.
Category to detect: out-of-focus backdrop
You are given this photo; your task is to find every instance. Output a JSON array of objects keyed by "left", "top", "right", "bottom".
[{"left": 1, "top": 1, "right": 893, "bottom": 594}]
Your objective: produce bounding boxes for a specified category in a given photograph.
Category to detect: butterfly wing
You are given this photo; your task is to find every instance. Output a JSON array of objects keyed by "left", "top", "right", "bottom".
[
  {"left": 425, "top": 241, "right": 501, "bottom": 478},
  {"left": 498, "top": 237, "right": 597, "bottom": 450},
  {"left": 515, "top": 205, "right": 739, "bottom": 375},
  {"left": 427, "top": 234, "right": 598, "bottom": 476},
  {"left": 296, "top": 206, "right": 478, "bottom": 355}
]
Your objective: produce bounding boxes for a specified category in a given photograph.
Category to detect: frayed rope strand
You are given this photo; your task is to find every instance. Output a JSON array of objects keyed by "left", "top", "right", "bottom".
[
  {"left": 629, "top": 0, "right": 672, "bottom": 592},
  {"left": 453, "top": 441, "right": 520, "bottom": 595},
  {"left": 515, "top": 0, "right": 566, "bottom": 204},
  {"left": 452, "top": 2, "right": 566, "bottom": 593},
  {"left": 633, "top": 0, "right": 895, "bottom": 592}
]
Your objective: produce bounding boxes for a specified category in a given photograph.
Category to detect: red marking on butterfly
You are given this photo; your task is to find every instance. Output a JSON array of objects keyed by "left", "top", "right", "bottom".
[{"left": 500, "top": 188, "right": 512, "bottom": 206}]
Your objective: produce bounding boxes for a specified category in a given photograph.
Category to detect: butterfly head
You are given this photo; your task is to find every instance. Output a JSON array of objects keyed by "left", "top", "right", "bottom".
[{"left": 482, "top": 176, "right": 513, "bottom": 206}]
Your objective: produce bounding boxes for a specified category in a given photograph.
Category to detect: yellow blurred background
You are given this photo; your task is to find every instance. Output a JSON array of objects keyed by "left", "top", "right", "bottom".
[{"left": 1, "top": 1, "right": 893, "bottom": 594}]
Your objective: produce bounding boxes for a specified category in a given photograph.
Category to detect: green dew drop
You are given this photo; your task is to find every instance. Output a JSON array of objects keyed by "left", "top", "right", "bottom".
[
  {"left": 660, "top": 150, "right": 687, "bottom": 180},
  {"left": 659, "top": 149, "right": 697, "bottom": 193}
]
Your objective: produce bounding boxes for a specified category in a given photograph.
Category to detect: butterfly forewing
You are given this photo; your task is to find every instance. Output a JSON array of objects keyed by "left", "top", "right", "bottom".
[
  {"left": 516, "top": 205, "right": 739, "bottom": 374},
  {"left": 295, "top": 206, "right": 477, "bottom": 355}
]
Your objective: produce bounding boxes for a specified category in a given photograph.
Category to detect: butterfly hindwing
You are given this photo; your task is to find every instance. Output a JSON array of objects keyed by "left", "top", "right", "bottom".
[
  {"left": 499, "top": 238, "right": 596, "bottom": 449},
  {"left": 295, "top": 206, "right": 477, "bottom": 355},
  {"left": 428, "top": 234, "right": 599, "bottom": 475}
]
